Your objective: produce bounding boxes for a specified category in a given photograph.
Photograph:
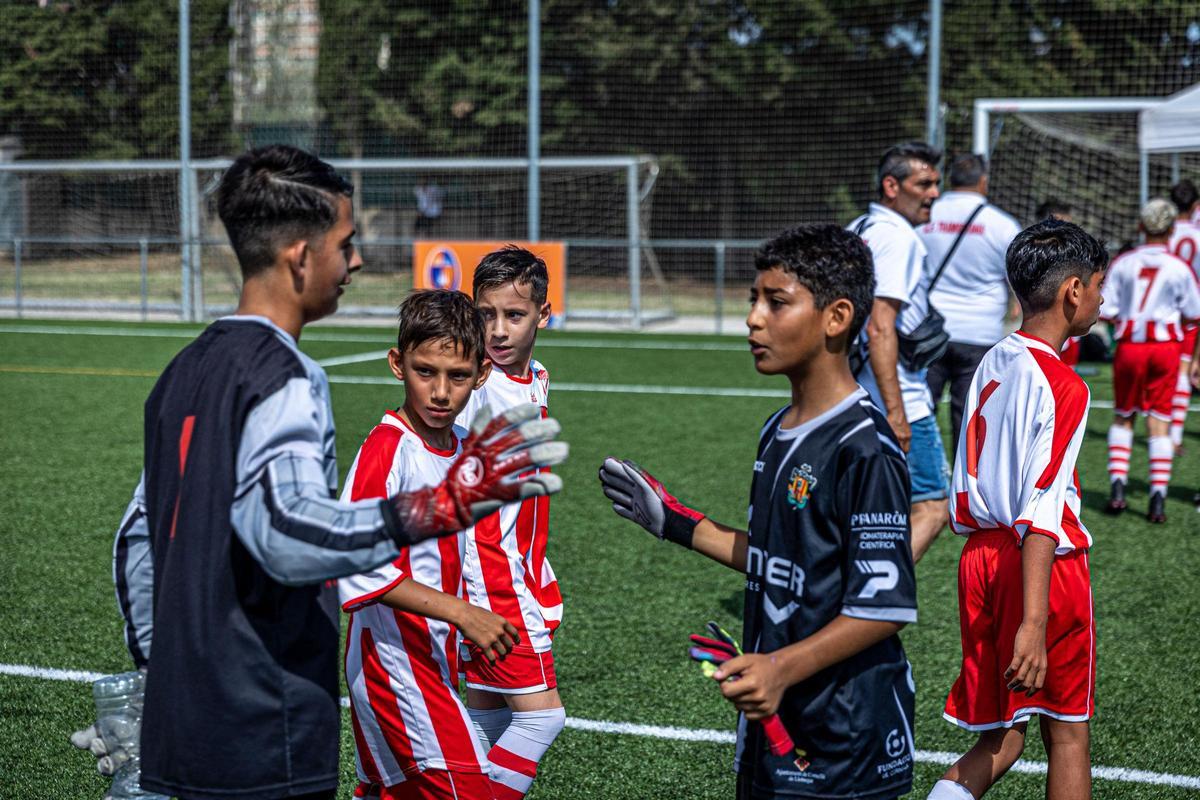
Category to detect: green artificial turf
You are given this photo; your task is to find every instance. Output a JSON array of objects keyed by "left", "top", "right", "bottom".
[{"left": 1, "top": 320, "right": 1198, "bottom": 799}]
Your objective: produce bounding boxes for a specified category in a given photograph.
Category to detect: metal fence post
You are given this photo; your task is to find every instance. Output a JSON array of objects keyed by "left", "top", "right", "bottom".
[
  {"left": 627, "top": 161, "right": 641, "bottom": 328},
  {"left": 139, "top": 238, "right": 150, "bottom": 321},
  {"left": 13, "top": 237, "right": 21, "bottom": 318},
  {"left": 714, "top": 242, "right": 725, "bottom": 335},
  {"left": 179, "top": 0, "right": 193, "bottom": 321}
]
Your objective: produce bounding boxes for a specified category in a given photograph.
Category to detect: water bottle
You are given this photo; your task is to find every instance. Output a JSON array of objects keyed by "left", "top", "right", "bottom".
[{"left": 85, "top": 671, "right": 169, "bottom": 800}]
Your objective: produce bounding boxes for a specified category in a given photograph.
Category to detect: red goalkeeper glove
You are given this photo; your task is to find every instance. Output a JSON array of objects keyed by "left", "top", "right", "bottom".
[
  {"left": 598, "top": 457, "right": 705, "bottom": 548},
  {"left": 388, "top": 403, "right": 566, "bottom": 542}
]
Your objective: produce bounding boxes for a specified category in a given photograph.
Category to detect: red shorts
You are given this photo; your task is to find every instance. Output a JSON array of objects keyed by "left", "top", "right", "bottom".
[
  {"left": 944, "top": 530, "right": 1095, "bottom": 730},
  {"left": 1182, "top": 326, "right": 1198, "bottom": 362},
  {"left": 461, "top": 643, "right": 557, "bottom": 694},
  {"left": 1113, "top": 341, "right": 1180, "bottom": 419},
  {"left": 356, "top": 771, "right": 495, "bottom": 800}
]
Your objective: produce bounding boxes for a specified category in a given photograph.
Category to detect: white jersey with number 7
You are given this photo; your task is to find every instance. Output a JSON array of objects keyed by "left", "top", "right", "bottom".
[{"left": 1100, "top": 244, "right": 1200, "bottom": 343}]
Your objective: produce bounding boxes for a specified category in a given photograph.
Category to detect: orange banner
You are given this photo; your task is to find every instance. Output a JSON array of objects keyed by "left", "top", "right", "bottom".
[{"left": 413, "top": 241, "right": 566, "bottom": 328}]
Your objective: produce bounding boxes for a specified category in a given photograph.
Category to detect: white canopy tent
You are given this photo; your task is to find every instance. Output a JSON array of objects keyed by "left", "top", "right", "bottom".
[{"left": 1139, "top": 83, "right": 1200, "bottom": 154}]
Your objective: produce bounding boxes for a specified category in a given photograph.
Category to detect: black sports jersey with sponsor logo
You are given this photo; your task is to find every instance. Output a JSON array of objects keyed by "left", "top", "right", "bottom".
[{"left": 735, "top": 387, "right": 918, "bottom": 800}]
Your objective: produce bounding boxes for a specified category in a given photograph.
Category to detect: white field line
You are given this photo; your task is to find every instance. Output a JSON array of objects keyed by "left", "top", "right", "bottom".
[
  {"left": 0, "top": 323, "right": 745, "bottom": 352},
  {"left": 4, "top": 663, "right": 1198, "bottom": 790}
]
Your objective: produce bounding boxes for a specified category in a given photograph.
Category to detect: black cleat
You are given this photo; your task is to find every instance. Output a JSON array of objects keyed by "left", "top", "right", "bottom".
[
  {"left": 1106, "top": 480, "right": 1127, "bottom": 515},
  {"left": 1193, "top": 490, "right": 1200, "bottom": 514},
  {"left": 1148, "top": 492, "right": 1167, "bottom": 524}
]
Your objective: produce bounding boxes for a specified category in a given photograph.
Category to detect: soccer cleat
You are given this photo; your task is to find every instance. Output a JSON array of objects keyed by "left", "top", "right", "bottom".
[
  {"left": 1105, "top": 480, "right": 1127, "bottom": 514},
  {"left": 1148, "top": 492, "right": 1167, "bottom": 524},
  {"left": 1193, "top": 489, "right": 1200, "bottom": 514}
]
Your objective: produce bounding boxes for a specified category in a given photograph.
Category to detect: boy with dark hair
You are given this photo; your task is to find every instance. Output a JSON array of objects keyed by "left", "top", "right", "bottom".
[
  {"left": 108, "top": 145, "right": 567, "bottom": 800},
  {"left": 342, "top": 289, "right": 531, "bottom": 800},
  {"left": 455, "top": 245, "right": 565, "bottom": 800},
  {"left": 601, "top": 224, "right": 919, "bottom": 800},
  {"left": 930, "top": 219, "right": 1107, "bottom": 800}
]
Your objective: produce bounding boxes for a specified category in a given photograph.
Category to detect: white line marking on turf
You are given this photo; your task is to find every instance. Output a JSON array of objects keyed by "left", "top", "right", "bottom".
[
  {"left": 5, "top": 663, "right": 1198, "bottom": 789},
  {"left": 317, "top": 350, "right": 392, "bottom": 367},
  {"left": 0, "top": 324, "right": 745, "bottom": 352}
]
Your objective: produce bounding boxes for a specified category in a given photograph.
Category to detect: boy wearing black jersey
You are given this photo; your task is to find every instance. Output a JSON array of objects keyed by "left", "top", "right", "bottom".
[{"left": 600, "top": 224, "right": 918, "bottom": 800}]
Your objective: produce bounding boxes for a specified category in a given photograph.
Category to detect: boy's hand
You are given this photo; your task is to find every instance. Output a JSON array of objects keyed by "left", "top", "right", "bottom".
[
  {"left": 390, "top": 404, "right": 567, "bottom": 540},
  {"left": 713, "top": 653, "right": 793, "bottom": 720},
  {"left": 457, "top": 605, "right": 520, "bottom": 664},
  {"left": 598, "top": 457, "right": 704, "bottom": 548},
  {"left": 1005, "top": 621, "right": 1048, "bottom": 696}
]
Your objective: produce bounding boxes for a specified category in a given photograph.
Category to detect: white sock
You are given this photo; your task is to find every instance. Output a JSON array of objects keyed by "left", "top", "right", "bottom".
[
  {"left": 468, "top": 706, "right": 512, "bottom": 751},
  {"left": 927, "top": 779, "right": 976, "bottom": 800},
  {"left": 488, "top": 707, "right": 566, "bottom": 799},
  {"left": 1170, "top": 367, "right": 1190, "bottom": 447},
  {"left": 1149, "top": 435, "right": 1174, "bottom": 497},
  {"left": 1107, "top": 424, "right": 1133, "bottom": 482}
]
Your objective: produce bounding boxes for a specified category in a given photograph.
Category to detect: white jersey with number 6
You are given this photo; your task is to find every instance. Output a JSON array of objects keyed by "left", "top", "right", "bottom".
[
  {"left": 1100, "top": 244, "right": 1200, "bottom": 343},
  {"left": 950, "top": 331, "right": 1092, "bottom": 555}
]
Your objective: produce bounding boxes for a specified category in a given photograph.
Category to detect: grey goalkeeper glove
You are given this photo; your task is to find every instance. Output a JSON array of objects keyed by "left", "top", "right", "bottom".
[{"left": 598, "top": 457, "right": 705, "bottom": 548}]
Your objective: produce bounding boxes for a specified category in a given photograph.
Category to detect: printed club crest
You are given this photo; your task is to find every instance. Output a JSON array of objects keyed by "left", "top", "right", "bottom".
[{"left": 786, "top": 465, "right": 817, "bottom": 510}]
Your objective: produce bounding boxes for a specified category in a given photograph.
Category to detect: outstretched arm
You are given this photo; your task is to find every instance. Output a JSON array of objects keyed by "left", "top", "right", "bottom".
[
  {"left": 233, "top": 379, "right": 566, "bottom": 586},
  {"left": 599, "top": 457, "right": 747, "bottom": 571}
]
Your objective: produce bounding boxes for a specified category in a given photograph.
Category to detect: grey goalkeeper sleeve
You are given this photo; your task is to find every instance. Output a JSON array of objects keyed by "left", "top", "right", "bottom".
[
  {"left": 230, "top": 376, "right": 402, "bottom": 586},
  {"left": 113, "top": 473, "right": 154, "bottom": 668}
]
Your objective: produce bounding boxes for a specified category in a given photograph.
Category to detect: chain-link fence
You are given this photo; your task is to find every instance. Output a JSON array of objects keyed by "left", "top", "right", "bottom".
[{"left": 2, "top": 1, "right": 1199, "bottom": 328}]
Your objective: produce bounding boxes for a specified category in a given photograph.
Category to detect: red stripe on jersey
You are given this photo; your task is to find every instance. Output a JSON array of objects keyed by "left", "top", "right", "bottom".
[
  {"left": 345, "top": 628, "right": 383, "bottom": 784},
  {"left": 954, "top": 491, "right": 980, "bottom": 529},
  {"left": 1027, "top": 348, "right": 1089, "bottom": 490},
  {"left": 351, "top": 425, "right": 404, "bottom": 502},
  {"left": 393, "top": 609, "right": 483, "bottom": 770},
  {"left": 1061, "top": 504, "right": 1090, "bottom": 551},
  {"left": 489, "top": 745, "right": 539, "bottom": 778},
  {"left": 437, "top": 533, "right": 462, "bottom": 675},
  {"left": 360, "top": 627, "right": 417, "bottom": 770},
  {"left": 472, "top": 514, "right": 528, "bottom": 636}
]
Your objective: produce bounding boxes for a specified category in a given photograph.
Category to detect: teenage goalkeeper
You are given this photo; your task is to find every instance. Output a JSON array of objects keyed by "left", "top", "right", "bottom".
[
  {"left": 106, "top": 145, "right": 567, "bottom": 800},
  {"left": 600, "top": 224, "right": 918, "bottom": 800}
]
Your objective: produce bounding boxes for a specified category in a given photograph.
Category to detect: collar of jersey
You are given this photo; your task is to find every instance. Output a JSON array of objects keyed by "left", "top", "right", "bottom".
[
  {"left": 1012, "top": 329, "right": 1061, "bottom": 359},
  {"left": 868, "top": 202, "right": 917, "bottom": 229},
  {"left": 496, "top": 363, "right": 535, "bottom": 384},
  {"left": 218, "top": 314, "right": 296, "bottom": 347},
  {"left": 383, "top": 409, "right": 460, "bottom": 457},
  {"left": 773, "top": 386, "right": 869, "bottom": 441}
]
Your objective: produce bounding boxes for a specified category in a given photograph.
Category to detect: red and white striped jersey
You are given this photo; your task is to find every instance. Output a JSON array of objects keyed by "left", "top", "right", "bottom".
[
  {"left": 950, "top": 331, "right": 1092, "bottom": 554},
  {"left": 1170, "top": 219, "right": 1200, "bottom": 275},
  {"left": 457, "top": 360, "right": 561, "bottom": 653},
  {"left": 1100, "top": 244, "right": 1200, "bottom": 343},
  {"left": 338, "top": 411, "right": 489, "bottom": 784}
]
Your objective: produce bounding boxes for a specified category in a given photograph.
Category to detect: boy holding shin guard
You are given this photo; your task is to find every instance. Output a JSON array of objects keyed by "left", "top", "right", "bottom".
[
  {"left": 340, "top": 289, "right": 564, "bottom": 800},
  {"left": 600, "top": 224, "right": 919, "bottom": 800},
  {"left": 929, "top": 220, "right": 1108, "bottom": 800}
]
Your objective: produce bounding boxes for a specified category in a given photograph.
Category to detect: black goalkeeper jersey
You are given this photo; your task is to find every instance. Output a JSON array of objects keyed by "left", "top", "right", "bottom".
[{"left": 736, "top": 388, "right": 918, "bottom": 800}]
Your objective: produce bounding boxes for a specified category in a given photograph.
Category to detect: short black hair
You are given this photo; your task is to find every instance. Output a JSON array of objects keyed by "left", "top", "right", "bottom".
[
  {"left": 1007, "top": 219, "right": 1107, "bottom": 313},
  {"left": 472, "top": 245, "right": 549, "bottom": 306},
  {"left": 755, "top": 224, "right": 876, "bottom": 342},
  {"left": 877, "top": 141, "right": 942, "bottom": 194},
  {"left": 1035, "top": 198, "right": 1072, "bottom": 221},
  {"left": 948, "top": 153, "right": 988, "bottom": 189},
  {"left": 396, "top": 289, "right": 486, "bottom": 365},
  {"left": 1169, "top": 179, "right": 1199, "bottom": 214},
  {"left": 215, "top": 145, "right": 353, "bottom": 279}
]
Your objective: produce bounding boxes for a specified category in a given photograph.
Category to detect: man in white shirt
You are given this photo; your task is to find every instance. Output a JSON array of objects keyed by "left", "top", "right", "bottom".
[
  {"left": 848, "top": 142, "right": 948, "bottom": 562},
  {"left": 1167, "top": 180, "right": 1200, "bottom": 451},
  {"left": 920, "top": 154, "right": 1022, "bottom": 446}
]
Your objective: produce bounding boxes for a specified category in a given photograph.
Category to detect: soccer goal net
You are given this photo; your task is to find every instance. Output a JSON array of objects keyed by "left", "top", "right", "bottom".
[{"left": 974, "top": 98, "right": 1200, "bottom": 248}]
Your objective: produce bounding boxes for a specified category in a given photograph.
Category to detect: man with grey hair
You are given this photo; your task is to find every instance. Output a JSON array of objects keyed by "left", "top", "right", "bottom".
[
  {"left": 1101, "top": 197, "right": 1200, "bottom": 523},
  {"left": 849, "top": 141, "right": 949, "bottom": 562},
  {"left": 919, "top": 153, "right": 1021, "bottom": 447}
]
